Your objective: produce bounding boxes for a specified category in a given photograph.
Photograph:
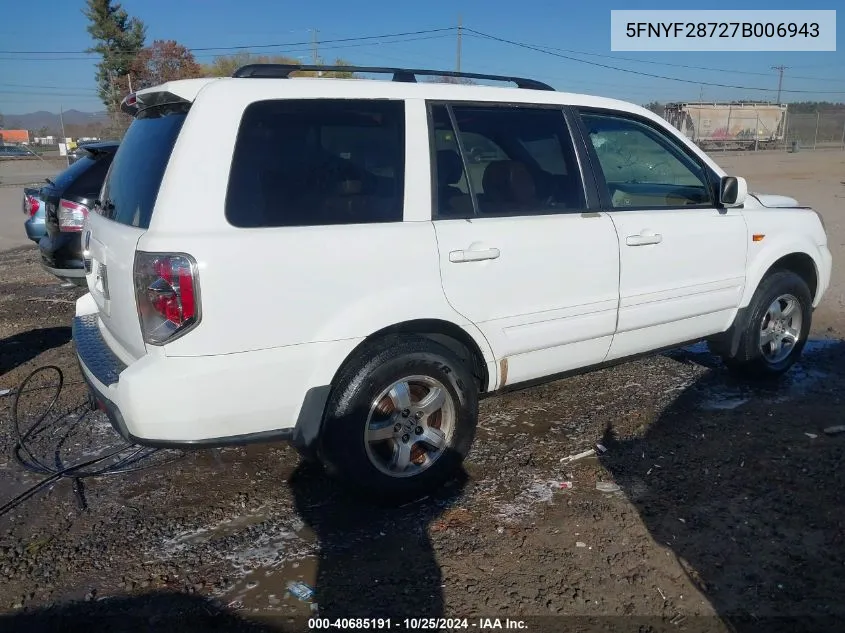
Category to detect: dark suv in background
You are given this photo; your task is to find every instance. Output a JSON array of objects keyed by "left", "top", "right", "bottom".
[{"left": 38, "top": 141, "right": 119, "bottom": 285}]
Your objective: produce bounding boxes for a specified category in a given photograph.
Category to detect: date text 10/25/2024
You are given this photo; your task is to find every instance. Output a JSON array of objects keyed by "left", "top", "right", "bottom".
[{"left": 307, "top": 618, "right": 528, "bottom": 630}]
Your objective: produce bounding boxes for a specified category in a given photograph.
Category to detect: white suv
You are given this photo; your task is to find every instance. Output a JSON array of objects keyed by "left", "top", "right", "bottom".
[{"left": 74, "top": 65, "right": 832, "bottom": 501}]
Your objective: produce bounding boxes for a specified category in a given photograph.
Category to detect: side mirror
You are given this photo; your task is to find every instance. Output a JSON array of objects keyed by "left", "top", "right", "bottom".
[{"left": 719, "top": 175, "right": 748, "bottom": 207}]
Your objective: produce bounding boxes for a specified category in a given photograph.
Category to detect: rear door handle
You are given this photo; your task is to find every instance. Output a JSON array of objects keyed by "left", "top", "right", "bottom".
[
  {"left": 449, "top": 248, "right": 501, "bottom": 263},
  {"left": 625, "top": 232, "right": 662, "bottom": 246}
]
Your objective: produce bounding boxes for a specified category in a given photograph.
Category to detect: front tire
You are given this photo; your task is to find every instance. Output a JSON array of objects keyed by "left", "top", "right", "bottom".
[
  {"left": 715, "top": 270, "right": 813, "bottom": 378},
  {"left": 319, "top": 335, "right": 478, "bottom": 504}
]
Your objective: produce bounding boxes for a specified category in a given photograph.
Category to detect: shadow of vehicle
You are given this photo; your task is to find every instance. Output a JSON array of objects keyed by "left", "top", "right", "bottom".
[
  {"left": 0, "top": 327, "right": 71, "bottom": 378},
  {"left": 0, "top": 591, "right": 291, "bottom": 633},
  {"left": 288, "top": 459, "right": 469, "bottom": 620},
  {"left": 600, "top": 340, "right": 845, "bottom": 633}
]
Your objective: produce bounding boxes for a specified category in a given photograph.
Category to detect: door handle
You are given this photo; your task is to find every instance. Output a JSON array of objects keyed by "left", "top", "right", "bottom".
[
  {"left": 449, "top": 247, "right": 501, "bottom": 263},
  {"left": 625, "top": 232, "right": 663, "bottom": 246}
]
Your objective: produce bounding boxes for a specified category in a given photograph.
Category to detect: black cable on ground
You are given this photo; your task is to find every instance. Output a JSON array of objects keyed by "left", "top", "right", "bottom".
[{"left": 0, "top": 365, "right": 184, "bottom": 518}]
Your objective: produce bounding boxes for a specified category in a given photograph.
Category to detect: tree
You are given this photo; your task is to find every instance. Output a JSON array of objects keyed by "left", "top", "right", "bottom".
[
  {"left": 130, "top": 40, "right": 201, "bottom": 89},
  {"left": 0, "top": 111, "right": 4, "bottom": 128},
  {"left": 84, "top": 0, "right": 146, "bottom": 111}
]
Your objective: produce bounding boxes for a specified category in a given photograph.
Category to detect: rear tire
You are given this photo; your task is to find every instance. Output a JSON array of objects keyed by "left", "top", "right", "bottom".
[
  {"left": 318, "top": 335, "right": 478, "bottom": 504},
  {"left": 713, "top": 270, "right": 812, "bottom": 379}
]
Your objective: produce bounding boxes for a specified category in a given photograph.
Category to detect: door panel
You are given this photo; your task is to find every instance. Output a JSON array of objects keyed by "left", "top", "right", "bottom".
[
  {"left": 579, "top": 110, "right": 748, "bottom": 360},
  {"left": 429, "top": 103, "right": 620, "bottom": 386}
]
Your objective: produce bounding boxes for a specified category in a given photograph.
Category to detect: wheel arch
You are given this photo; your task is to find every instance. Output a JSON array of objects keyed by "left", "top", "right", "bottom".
[
  {"left": 337, "top": 318, "right": 493, "bottom": 394},
  {"left": 741, "top": 245, "right": 821, "bottom": 309}
]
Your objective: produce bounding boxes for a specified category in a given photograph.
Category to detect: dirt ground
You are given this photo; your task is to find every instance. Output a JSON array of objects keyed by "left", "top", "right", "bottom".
[{"left": 0, "top": 150, "right": 843, "bottom": 633}]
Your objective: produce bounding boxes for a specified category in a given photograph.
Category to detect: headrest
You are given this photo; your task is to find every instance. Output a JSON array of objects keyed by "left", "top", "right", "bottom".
[
  {"left": 482, "top": 160, "right": 536, "bottom": 205},
  {"left": 437, "top": 150, "right": 464, "bottom": 186}
]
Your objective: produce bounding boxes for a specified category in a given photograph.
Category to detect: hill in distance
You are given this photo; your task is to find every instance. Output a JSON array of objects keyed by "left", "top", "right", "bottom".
[{"left": 3, "top": 110, "right": 110, "bottom": 131}]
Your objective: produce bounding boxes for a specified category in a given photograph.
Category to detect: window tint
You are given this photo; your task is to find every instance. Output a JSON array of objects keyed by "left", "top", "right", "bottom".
[
  {"left": 438, "top": 104, "right": 584, "bottom": 217},
  {"left": 100, "top": 104, "right": 187, "bottom": 228},
  {"left": 580, "top": 112, "right": 713, "bottom": 208},
  {"left": 225, "top": 99, "right": 405, "bottom": 228},
  {"left": 51, "top": 155, "right": 100, "bottom": 191},
  {"left": 430, "top": 105, "right": 475, "bottom": 218}
]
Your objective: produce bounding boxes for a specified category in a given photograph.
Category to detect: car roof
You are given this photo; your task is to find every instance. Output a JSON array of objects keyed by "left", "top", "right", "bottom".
[{"left": 135, "top": 75, "right": 652, "bottom": 119}]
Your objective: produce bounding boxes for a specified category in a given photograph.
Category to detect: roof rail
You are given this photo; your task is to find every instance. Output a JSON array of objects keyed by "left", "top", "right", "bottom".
[{"left": 231, "top": 64, "right": 555, "bottom": 91}]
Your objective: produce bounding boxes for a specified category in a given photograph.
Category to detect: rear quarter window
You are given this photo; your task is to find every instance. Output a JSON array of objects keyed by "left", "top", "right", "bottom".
[
  {"left": 99, "top": 104, "right": 188, "bottom": 229},
  {"left": 225, "top": 99, "right": 406, "bottom": 228}
]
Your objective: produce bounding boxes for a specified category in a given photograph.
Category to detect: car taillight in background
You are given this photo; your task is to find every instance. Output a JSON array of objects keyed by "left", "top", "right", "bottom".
[
  {"left": 24, "top": 195, "right": 40, "bottom": 216},
  {"left": 58, "top": 198, "right": 89, "bottom": 232},
  {"left": 134, "top": 252, "right": 200, "bottom": 345}
]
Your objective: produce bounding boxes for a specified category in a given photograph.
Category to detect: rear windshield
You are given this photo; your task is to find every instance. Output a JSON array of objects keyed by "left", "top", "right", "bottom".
[
  {"left": 99, "top": 104, "right": 187, "bottom": 229},
  {"left": 51, "top": 154, "right": 102, "bottom": 191}
]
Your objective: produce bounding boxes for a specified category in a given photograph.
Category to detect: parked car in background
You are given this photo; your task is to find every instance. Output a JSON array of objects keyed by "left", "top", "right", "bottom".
[
  {"left": 38, "top": 141, "right": 119, "bottom": 286},
  {"left": 68, "top": 139, "right": 118, "bottom": 165},
  {"left": 22, "top": 187, "right": 47, "bottom": 243}
]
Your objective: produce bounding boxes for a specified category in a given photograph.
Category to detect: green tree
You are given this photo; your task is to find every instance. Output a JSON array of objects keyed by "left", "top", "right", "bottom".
[
  {"left": 0, "top": 111, "right": 4, "bottom": 128},
  {"left": 84, "top": 0, "right": 146, "bottom": 111}
]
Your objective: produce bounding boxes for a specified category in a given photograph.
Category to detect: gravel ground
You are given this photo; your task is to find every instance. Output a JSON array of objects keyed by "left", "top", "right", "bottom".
[{"left": 0, "top": 152, "right": 843, "bottom": 633}]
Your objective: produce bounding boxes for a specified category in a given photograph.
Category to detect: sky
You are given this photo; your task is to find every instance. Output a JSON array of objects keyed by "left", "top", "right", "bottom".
[{"left": 0, "top": 0, "right": 843, "bottom": 115}]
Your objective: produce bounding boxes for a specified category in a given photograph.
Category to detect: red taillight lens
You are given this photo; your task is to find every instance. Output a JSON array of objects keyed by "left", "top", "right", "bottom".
[
  {"left": 58, "top": 198, "right": 89, "bottom": 232},
  {"left": 134, "top": 252, "right": 200, "bottom": 345},
  {"left": 29, "top": 197, "right": 40, "bottom": 216}
]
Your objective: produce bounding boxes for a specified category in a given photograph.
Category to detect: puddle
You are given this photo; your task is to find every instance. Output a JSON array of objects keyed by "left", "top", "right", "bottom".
[{"left": 220, "top": 556, "right": 319, "bottom": 616}]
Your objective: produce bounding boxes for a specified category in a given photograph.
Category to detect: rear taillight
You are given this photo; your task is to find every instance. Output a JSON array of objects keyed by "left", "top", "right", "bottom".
[
  {"left": 58, "top": 198, "right": 89, "bottom": 232},
  {"left": 134, "top": 252, "right": 200, "bottom": 345}
]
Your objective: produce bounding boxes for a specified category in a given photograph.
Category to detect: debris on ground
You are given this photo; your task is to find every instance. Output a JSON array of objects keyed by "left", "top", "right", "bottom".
[
  {"left": 823, "top": 425, "right": 845, "bottom": 435},
  {"left": 561, "top": 448, "right": 596, "bottom": 464},
  {"left": 596, "top": 482, "right": 621, "bottom": 493},
  {"left": 575, "top": 541, "right": 587, "bottom": 548},
  {"left": 557, "top": 481, "right": 574, "bottom": 490},
  {"left": 286, "top": 581, "right": 315, "bottom": 602},
  {"left": 805, "top": 432, "right": 818, "bottom": 439}
]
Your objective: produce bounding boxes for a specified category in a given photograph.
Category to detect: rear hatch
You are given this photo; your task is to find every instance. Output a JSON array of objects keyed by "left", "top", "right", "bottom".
[
  {"left": 43, "top": 145, "right": 117, "bottom": 238},
  {"left": 83, "top": 96, "right": 190, "bottom": 361}
]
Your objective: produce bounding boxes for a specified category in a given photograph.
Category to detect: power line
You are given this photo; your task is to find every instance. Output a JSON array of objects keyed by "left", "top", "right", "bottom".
[
  {"left": 463, "top": 35, "right": 845, "bottom": 83},
  {"left": 0, "top": 28, "right": 456, "bottom": 55},
  {"left": 464, "top": 28, "right": 845, "bottom": 95}
]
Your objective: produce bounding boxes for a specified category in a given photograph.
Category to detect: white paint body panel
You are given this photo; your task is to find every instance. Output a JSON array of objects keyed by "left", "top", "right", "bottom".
[
  {"left": 73, "top": 76, "right": 832, "bottom": 444},
  {"left": 433, "top": 213, "right": 620, "bottom": 385},
  {"left": 606, "top": 208, "right": 747, "bottom": 360}
]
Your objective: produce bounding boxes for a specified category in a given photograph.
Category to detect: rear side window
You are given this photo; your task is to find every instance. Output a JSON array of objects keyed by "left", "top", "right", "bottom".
[
  {"left": 99, "top": 105, "right": 188, "bottom": 228},
  {"left": 225, "top": 99, "right": 405, "bottom": 228}
]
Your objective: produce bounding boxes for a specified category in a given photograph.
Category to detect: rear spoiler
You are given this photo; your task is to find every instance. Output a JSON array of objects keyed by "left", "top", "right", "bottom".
[{"left": 120, "top": 91, "right": 191, "bottom": 116}]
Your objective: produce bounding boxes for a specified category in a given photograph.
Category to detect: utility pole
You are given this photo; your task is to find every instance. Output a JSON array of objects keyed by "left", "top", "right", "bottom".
[
  {"left": 59, "top": 105, "right": 68, "bottom": 166},
  {"left": 772, "top": 65, "right": 788, "bottom": 104},
  {"left": 127, "top": 74, "right": 133, "bottom": 93},
  {"left": 311, "top": 28, "right": 319, "bottom": 65},
  {"left": 456, "top": 15, "right": 463, "bottom": 73}
]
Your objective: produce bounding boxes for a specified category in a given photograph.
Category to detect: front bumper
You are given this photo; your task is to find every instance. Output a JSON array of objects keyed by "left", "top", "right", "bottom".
[{"left": 72, "top": 312, "right": 334, "bottom": 451}]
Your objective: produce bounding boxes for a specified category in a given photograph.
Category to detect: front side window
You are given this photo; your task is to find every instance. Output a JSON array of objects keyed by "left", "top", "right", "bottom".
[
  {"left": 429, "top": 103, "right": 585, "bottom": 219},
  {"left": 580, "top": 111, "right": 713, "bottom": 208},
  {"left": 225, "top": 99, "right": 405, "bottom": 228}
]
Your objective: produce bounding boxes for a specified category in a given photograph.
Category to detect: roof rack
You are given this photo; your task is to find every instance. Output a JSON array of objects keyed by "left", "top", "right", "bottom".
[{"left": 231, "top": 64, "right": 555, "bottom": 91}]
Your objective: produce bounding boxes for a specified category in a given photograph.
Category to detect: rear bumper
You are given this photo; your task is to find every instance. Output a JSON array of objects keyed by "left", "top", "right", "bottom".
[
  {"left": 24, "top": 217, "right": 46, "bottom": 242},
  {"left": 39, "top": 232, "right": 84, "bottom": 283},
  {"left": 72, "top": 308, "right": 347, "bottom": 452}
]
